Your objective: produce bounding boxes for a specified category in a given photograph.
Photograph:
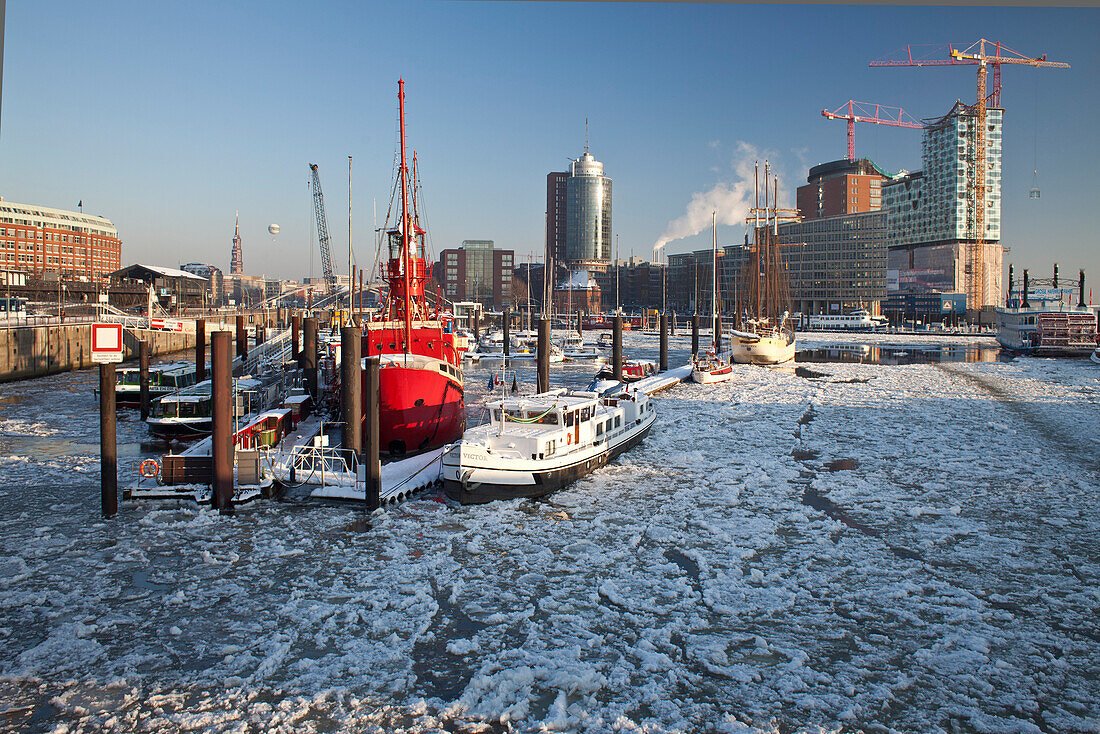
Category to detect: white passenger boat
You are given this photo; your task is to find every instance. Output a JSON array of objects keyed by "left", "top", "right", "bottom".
[
  {"left": 805, "top": 310, "right": 879, "bottom": 331},
  {"left": 442, "top": 387, "right": 656, "bottom": 504}
]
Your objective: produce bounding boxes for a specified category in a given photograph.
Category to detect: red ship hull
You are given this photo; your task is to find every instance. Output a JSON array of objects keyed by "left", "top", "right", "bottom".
[
  {"left": 376, "top": 361, "right": 464, "bottom": 456},
  {"left": 361, "top": 322, "right": 465, "bottom": 457}
]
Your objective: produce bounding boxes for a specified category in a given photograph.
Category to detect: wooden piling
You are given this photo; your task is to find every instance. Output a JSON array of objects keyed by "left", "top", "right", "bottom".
[
  {"left": 576, "top": 310, "right": 582, "bottom": 337},
  {"left": 659, "top": 313, "right": 668, "bottom": 372},
  {"left": 235, "top": 315, "right": 247, "bottom": 362},
  {"left": 196, "top": 318, "right": 206, "bottom": 382},
  {"left": 691, "top": 314, "right": 699, "bottom": 357},
  {"left": 670, "top": 311, "right": 676, "bottom": 336},
  {"left": 292, "top": 312, "right": 301, "bottom": 365},
  {"left": 341, "top": 325, "right": 362, "bottom": 458},
  {"left": 714, "top": 315, "right": 723, "bottom": 353},
  {"left": 139, "top": 340, "right": 150, "bottom": 421},
  {"left": 211, "top": 331, "right": 233, "bottom": 512},
  {"left": 364, "top": 356, "right": 381, "bottom": 510},
  {"left": 502, "top": 310, "right": 510, "bottom": 357},
  {"left": 537, "top": 317, "right": 550, "bottom": 394},
  {"left": 100, "top": 363, "right": 117, "bottom": 518},
  {"left": 303, "top": 317, "right": 318, "bottom": 400},
  {"left": 613, "top": 316, "right": 623, "bottom": 382}
]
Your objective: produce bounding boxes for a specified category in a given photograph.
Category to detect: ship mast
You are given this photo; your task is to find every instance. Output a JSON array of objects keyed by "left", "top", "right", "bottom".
[
  {"left": 712, "top": 211, "right": 718, "bottom": 345},
  {"left": 398, "top": 79, "right": 413, "bottom": 352}
]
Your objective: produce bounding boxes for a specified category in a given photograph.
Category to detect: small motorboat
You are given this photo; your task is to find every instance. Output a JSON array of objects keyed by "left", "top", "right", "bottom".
[
  {"left": 691, "top": 350, "right": 736, "bottom": 384},
  {"left": 595, "top": 360, "right": 657, "bottom": 383}
]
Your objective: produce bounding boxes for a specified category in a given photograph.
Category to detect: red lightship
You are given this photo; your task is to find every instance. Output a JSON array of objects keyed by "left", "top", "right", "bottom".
[{"left": 363, "top": 80, "right": 465, "bottom": 456}]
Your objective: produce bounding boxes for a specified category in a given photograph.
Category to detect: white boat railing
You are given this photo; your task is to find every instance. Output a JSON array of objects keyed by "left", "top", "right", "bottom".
[{"left": 287, "top": 444, "right": 359, "bottom": 484}]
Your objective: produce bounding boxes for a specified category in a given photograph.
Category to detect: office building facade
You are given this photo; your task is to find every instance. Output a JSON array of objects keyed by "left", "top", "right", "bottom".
[
  {"left": 883, "top": 101, "right": 1003, "bottom": 309},
  {"left": 181, "top": 263, "right": 224, "bottom": 306},
  {"left": 796, "top": 158, "right": 887, "bottom": 221},
  {"left": 778, "top": 211, "right": 888, "bottom": 315},
  {"left": 0, "top": 199, "right": 121, "bottom": 279},
  {"left": 437, "top": 240, "right": 513, "bottom": 309}
]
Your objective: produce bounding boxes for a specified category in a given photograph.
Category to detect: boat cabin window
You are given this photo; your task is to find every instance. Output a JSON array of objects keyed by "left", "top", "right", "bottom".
[
  {"left": 581, "top": 406, "right": 591, "bottom": 422},
  {"left": 605, "top": 418, "right": 612, "bottom": 432},
  {"left": 546, "top": 439, "right": 556, "bottom": 456},
  {"left": 615, "top": 415, "right": 621, "bottom": 428},
  {"left": 388, "top": 231, "right": 402, "bottom": 259},
  {"left": 564, "top": 411, "right": 574, "bottom": 427},
  {"left": 596, "top": 422, "right": 604, "bottom": 436}
]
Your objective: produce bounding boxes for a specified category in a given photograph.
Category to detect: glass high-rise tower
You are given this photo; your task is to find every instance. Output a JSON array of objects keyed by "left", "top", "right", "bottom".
[{"left": 564, "top": 150, "right": 612, "bottom": 271}]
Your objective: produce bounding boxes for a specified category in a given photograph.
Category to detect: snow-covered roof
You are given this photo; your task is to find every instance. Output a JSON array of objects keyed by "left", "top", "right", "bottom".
[{"left": 113, "top": 263, "right": 208, "bottom": 281}]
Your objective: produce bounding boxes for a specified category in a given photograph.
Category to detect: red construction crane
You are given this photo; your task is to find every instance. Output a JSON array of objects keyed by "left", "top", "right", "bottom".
[
  {"left": 869, "top": 39, "right": 1069, "bottom": 108},
  {"left": 870, "top": 39, "right": 1069, "bottom": 309},
  {"left": 821, "top": 100, "right": 923, "bottom": 161}
]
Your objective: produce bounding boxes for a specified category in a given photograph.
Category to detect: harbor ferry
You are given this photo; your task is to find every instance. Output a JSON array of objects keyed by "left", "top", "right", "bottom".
[
  {"left": 115, "top": 362, "right": 198, "bottom": 407},
  {"left": 359, "top": 80, "right": 465, "bottom": 457},
  {"left": 442, "top": 385, "right": 656, "bottom": 504},
  {"left": 995, "top": 279, "right": 1096, "bottom": 357},
  {"left": 804, "top": 310, "right": 881, "bottom": 332}
]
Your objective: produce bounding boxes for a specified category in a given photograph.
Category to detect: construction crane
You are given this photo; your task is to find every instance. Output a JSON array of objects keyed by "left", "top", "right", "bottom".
[
  {"left": 870, "top": 39, "right": 1069, "bottom": 310},
  {"left": 821, "top": 100, "right": 923, "bottom": 161},
  {"left": 309, "top": 163, "right": 338, "bottom": 297}
]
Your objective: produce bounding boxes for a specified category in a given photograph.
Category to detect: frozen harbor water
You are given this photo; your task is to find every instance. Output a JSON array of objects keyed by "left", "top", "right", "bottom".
[{"left": 0, "top": 332, "right": 1096, "bottom": 732}]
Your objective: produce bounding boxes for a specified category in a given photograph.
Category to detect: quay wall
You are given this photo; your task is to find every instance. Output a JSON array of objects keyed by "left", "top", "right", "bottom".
[{"left": 0, "top": 325, "right": 200, "bottom": 384}]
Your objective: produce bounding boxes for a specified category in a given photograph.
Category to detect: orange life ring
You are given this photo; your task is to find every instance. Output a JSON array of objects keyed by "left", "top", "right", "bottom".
[
  {"left": 566, "top": 433, "right": 573, "bottom": 445},
  {"left": 139, "top": 459, "right": 160, "bottom": 478}
]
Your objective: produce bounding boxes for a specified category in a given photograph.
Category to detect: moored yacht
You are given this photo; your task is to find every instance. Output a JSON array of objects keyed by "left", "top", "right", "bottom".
[
  {"left": 732, "top": 161, "right": 797, "bottom": 366},
  {"left": 692, "top": 213, "right": 738, "bottom": 384},
  {"left": 442, "top": 386, "right": 656, "bottom": 504},
  {"left": 558, "top": 333, "right": 603, "bottom": 360}
]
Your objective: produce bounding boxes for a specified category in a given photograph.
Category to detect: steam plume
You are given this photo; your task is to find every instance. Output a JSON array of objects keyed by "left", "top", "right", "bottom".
[{"left": 654, "top": 142, "right": 788, "bottom": 255}]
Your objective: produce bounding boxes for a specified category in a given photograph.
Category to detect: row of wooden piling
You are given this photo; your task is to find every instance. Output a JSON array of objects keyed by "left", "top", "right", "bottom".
[{"left": 102, "top": 310, "right": 384, "bottom": 518}]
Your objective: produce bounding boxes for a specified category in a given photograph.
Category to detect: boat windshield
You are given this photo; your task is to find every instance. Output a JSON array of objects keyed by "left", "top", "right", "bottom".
[
  {"left": 498, "top": 408, "right": 559, "bottom": 425},
  {"left": 116, "top": 371, "right": 140, "bottom": 386}
]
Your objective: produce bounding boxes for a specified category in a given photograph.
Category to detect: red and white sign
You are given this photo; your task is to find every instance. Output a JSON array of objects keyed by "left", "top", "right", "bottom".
[
  {"left": 92, "top": 323, "right": 124, "bottom": 364},
  {"left": 150, "top": 318, "right": 184, "bottom": 332}
]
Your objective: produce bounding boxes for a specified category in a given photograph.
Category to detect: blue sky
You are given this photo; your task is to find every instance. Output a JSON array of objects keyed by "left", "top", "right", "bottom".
[{"left": 2, "top": 1, "right": 1097, "bottom": 287}]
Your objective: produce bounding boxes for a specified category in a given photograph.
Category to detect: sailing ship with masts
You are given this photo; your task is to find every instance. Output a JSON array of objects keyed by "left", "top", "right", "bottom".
[
  {"left": 732, "top": 161, "right": 797, "bottom": 365},
  {"left": 691, "top": 212, "right": 736, "bottom": 384},
  {"left": 360, "top": 80, "right": 466, "bottom": 456}
]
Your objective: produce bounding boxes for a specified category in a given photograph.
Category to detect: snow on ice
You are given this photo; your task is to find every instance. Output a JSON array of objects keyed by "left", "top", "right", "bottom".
[{"left": 0, "top": 334, "right": 1096, "bottom": 732}]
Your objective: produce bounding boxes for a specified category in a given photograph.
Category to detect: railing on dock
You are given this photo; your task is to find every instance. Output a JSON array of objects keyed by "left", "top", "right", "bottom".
[{"left": 287, "top": 444, "right": 359, "bottom": 485}]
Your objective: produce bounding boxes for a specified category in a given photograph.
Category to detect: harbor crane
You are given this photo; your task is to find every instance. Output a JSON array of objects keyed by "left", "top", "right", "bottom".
[
  {"left": 309, "top": 163, "right": 338, "bottom": 296},
  {"left": 870, "top": 39, "right": 1069, "bottom": 309},
  {"left": 821, "top": 100, "right": 923, "bottom": 161}
]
